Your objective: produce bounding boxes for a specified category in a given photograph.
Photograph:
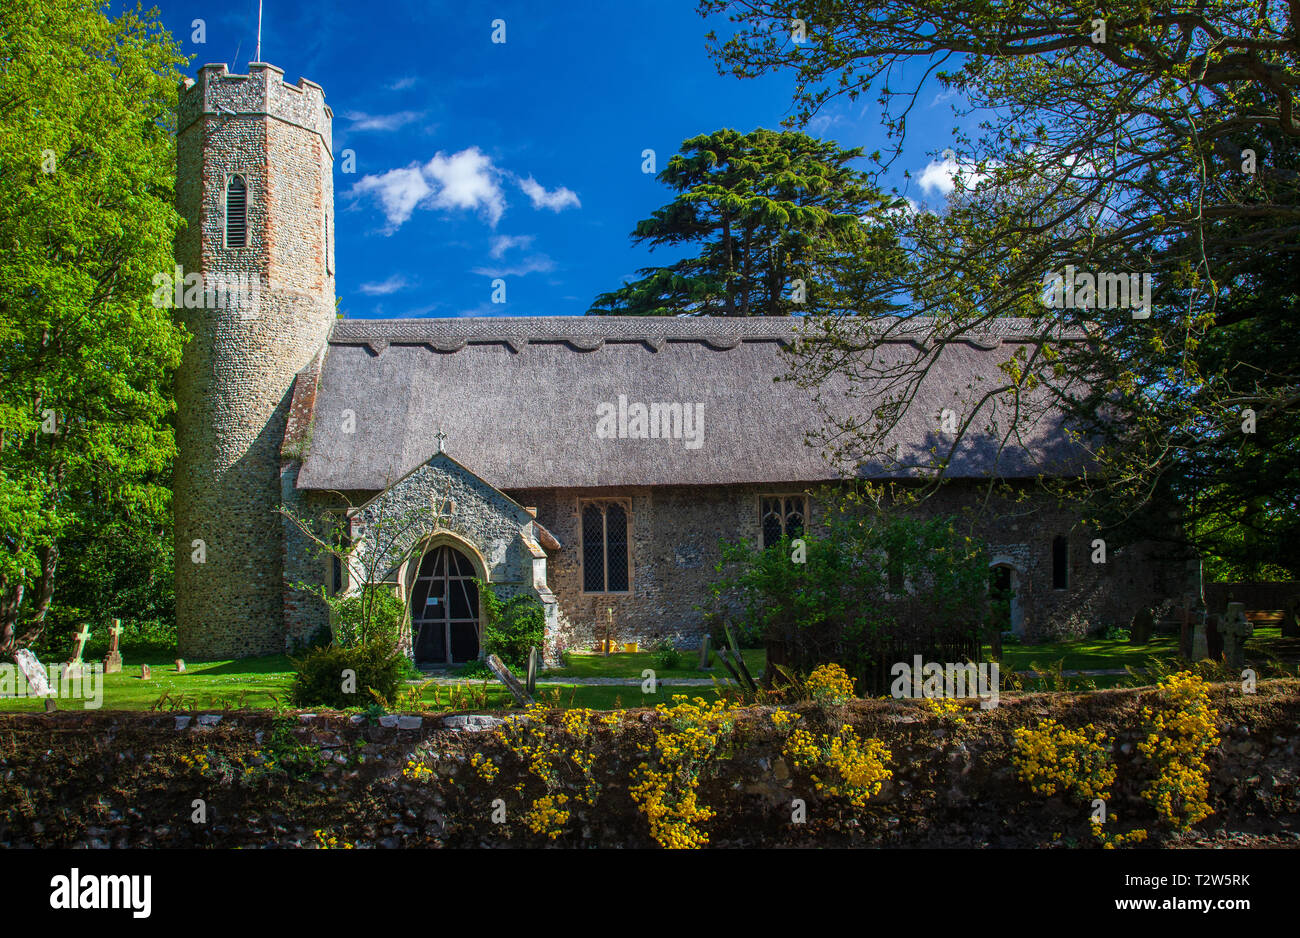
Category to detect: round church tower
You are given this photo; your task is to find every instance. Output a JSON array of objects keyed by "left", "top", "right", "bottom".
[{"left": 174, "top": 63, "right": 336, "bottom": 658}]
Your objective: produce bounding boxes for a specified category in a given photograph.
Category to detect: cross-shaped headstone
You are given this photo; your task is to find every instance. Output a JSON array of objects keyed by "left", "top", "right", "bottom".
[
  {"left": 103, "top": 619, "right": 123, "bottom": 674},
  {"left": 63, "top": 624, "right": 92, "bottom": 679}
]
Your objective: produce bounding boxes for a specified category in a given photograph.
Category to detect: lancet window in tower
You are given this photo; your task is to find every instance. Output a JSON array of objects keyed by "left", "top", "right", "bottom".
[{"left": 226, "top": 175, "right": 247, "bottom": 247}]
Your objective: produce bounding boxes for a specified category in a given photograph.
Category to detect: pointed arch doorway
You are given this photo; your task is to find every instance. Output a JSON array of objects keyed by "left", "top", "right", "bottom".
[
  {"left": 410, "top": 544, "right": 481, "bottom": 664},
  {"left": 989, "top": 561, "right": 1024, "bottom": 637}
]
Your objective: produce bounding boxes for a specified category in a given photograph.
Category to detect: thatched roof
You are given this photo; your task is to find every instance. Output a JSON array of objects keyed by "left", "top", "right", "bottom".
[{"left": 292, "top": 316, "right": 1087, "bottom": 492}]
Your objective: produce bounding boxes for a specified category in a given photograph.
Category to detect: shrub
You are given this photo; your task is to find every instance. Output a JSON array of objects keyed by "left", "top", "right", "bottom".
[
  {"left": 805, "top": 662, "right": 855, "bottom": 706},
  {"left": 290, "top": 641, "right": 408, "bottom": 709},
  {"left": 783, "top": 724, "right": 892, "bottom": 808},
  {"left": 707, "top": 486, "right": 989, "bottom": 684},
  {"left": 705, "top": 611, "right": 763, "bottom": 650},
  {"left": 1012, "top": 719, "right": 1116, "bottom": 802},
  {"left": 1137, "top": 671, "right": 1220, "bottom": 831},
  {"left": 651, "top": 638, "right": 682, "bottom": 670},
  {"left": 479, "top": 584, "right": 546, "bottom": 670},
  {"left": 329, "top": 586, "right": 405, "bottom": 649}
]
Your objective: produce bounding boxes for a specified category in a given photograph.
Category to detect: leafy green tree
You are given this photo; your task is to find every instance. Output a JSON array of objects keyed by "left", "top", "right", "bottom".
[
  {"left": 590, "top": 128, "right": 904, "bottom": 316},
  {"left": 709, "top": 486, "right": 989, "bottom": 685},
  {"left": 0, "top": 0, "right": 188, "bottom": 655},
  {"left": 700, "top": 1, "right": 1300, "bottom": 574}
]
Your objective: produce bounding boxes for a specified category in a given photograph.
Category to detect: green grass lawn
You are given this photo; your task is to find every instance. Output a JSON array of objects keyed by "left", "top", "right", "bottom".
[
  {"left": 994, "top": 625, "right": 1293, "bottom": 673},
  {"left": 543, "top": 648, "right": 765, "bottom": 680},
  {"left": 994, "top": 633, "right": 1180, "bottom": 672},
  {"left": 4, "top": 629, "right": 1292, "bottom": 713},
  {"left": 0, "top": 650, "right": 732, "bottom": 714}
]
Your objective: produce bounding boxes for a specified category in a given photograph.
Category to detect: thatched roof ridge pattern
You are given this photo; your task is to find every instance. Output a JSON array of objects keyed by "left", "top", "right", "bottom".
[{"left": 294, "top": 316, "right": 1086, "bottom": 491}]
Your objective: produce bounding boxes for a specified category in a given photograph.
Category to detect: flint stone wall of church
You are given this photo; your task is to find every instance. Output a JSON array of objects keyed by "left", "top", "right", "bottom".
[
  {"left": 508, "top": 482, "right": 1194, "bottom": 653},
  {"left": 173, "top": 64, "right": 335, "bottom": 660},
  {"left": 355, "top": 456, "right": 537, "bottom": 591},
  {"left": 282, "top": 460, "right": 545, "bottom": 654}
]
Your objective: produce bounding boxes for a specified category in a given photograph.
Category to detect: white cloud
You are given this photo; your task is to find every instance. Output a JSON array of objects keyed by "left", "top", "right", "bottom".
[
  {"left": 345, "top": 110, "right": 425, "bottom": 132},
  {"left": 426, "top": 148, "right": 506, "bottom": 225},
  {"left": 489, "top": 234, "right": 534, "bottom": 258},
  {"left": 386, "top": 77, "right": 417, "bottom": 91},
  {"left": 517, "top": 175, "right": 580, "bottom": 212},
  {"left": 351, "top": 164, "right": 432, "bottom": 231},
  {"left": 351, "top": 147, "right": 506, "bottom": 231},
  {"left": 358, "top": 274, "right": 411, "bottom": 296},
  {"left": 471, "top": 255, "right": 556, "bottom": 277},
  {"left": 917, "top": 156, "right": 990, "bottom": 197}
]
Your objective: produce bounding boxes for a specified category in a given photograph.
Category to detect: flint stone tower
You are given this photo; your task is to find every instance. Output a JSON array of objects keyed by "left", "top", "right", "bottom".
[{"left": 174, "top": 63, "right": 335, "bottom": 658}]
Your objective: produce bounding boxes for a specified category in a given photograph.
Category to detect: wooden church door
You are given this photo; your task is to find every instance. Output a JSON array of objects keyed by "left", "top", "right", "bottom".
[{"left": 410, "top": 545, "right": 480, "bottom": 664}]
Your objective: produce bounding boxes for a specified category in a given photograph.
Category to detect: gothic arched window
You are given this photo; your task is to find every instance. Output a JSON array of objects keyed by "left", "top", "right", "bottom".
[
  {"left": 581, "top": 500, "right": 630, "bottom": 593},
  {"left": 226, "top": 175, "right": 247, "bottom": 247}
]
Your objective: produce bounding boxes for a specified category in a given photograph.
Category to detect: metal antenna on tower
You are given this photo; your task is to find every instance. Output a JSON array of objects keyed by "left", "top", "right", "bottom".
[{"left": 255, "top": 0, "right": 263, "bottom": 62}]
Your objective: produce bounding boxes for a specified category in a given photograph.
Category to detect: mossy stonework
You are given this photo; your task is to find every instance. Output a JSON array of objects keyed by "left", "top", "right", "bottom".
[
  {"left": 173, "top": 64, "right": 335, "bottom": 659},
  {"left": 1, "top": 681, "right": 1296, "bottom": 848}
]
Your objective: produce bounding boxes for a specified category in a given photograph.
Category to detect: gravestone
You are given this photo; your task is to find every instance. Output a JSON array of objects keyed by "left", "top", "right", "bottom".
[
  {"left": 485, "top": 653, "right": 532, "bottom": 706},
  {"left": 1130, "top": 607, "right": 1154, "bottom": 645},
  {"left": 1193, "top": 614, "right": 1213, "bottom": 660},
  {"left": 102, "top": 619, "right": 123, "bottom": 674},
  {"left": 697, "top": 634, "right": 712, "bottom": 670},
  {"left": 1281, "top": 601, "right": 1300, "bottom": 639},
  {"left": 13, "top": 649, "right": 53, "bottom": 697},
  {"left": 44, "top": 698, "right": 57, "bottom": 713},
  {"left": 1222, "top": 602, "right": 1254, "bottom": 671},
  {"left": 1206, "top": 614, "right": 1224, "bottom": 661},
  {"left": 526, "top": 646, "right": 538, "bottom": 696},
  {"left": 175, "top": 658, "right": 186, "bottom": 673},
  {"left": 62, "top": 623, "right": 91, "bottom": 679},
  {"left": 140, "top": 664, "right": 151, "bottom": 681}
]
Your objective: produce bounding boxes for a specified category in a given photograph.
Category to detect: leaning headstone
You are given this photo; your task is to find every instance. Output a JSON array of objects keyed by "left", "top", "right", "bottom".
[
  {"left": 1221, "top": 602, "right": 1254, "bottom": 671},
  {"left": 526, "top": 646, "right": 538, "bottom": 697},
  {"left": 1192, "top": 614, "right": 1213, "bottom": 660},
  {"left": 14, "top": 649, "right": 53, "bottom": 698},
  {"left": 485, "top": 653, "right": 532, "bottom": 706},
  {"left": 697, "top": 634, "right": 712, "bottom": 669},
  {"left": 1130, "top": 607, "right": 1154, "bottom": 645},
  {"left": 140, "top": 664, "right": 152, "bottom": 681},
  {"left": 62, "top": 623, "right": 91, "bottom": 679},
  {"left": 174, "top": 658, "right": 186, "bottom": 674},
  {"left": 102, "top": 619, "right": 123, "bottom": 674}
]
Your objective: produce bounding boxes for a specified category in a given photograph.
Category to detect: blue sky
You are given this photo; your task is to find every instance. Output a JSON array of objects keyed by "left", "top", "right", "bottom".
[{"left": 145, "top": 0, "right": 971, "bottom": 319}]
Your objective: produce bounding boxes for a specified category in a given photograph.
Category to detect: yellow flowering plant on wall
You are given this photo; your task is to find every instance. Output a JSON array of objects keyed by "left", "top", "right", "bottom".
[
  {"left": 629, "top": 695, "right": 740, "bottom": 849},
  {"left": 490, "top": 703, "right": 610, "bottom": 840},
  {"left": 805, "top": 663, "right": 856, "bottom": 706},
  {"left": 782, "top": 724, "right": 891, "bottom": 809},
  {"left": 1137, "top": 671, "right": 1220, "bottom": 832},
  {"left": 1012, "top": 719, "right": 1116, "bottom": 802},
  {"left": 1012, "top": 718, "right": 1146, "bottom": 848}
]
